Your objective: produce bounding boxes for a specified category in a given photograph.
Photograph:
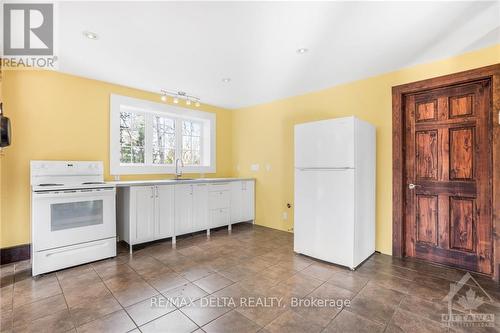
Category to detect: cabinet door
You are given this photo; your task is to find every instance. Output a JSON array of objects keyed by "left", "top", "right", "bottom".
[
  {"left": 192, "top": 183, "right": 208, "bottom": 232},
  {"left": 209, "top": 208, "right": 230, "bottom": 228},
  {"left": 241, "top": 181, "right": 255, "bottom": 221},
  {"left": 175, "top": 184, "right": 193, "bottom": 235},
  {"left": 132, "top": 186, "right": 155, "bottom": 243},
  {"left": 230, "top": 181, "right": 243, "bottom": 223},
  {"left": 156, "top": 185, "right": 174, "bottom": 239}
]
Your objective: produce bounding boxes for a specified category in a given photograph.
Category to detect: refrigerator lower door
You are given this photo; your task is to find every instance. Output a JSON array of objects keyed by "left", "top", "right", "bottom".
[{"left": 294, "top": 168, "right": 355, "bottom": 268}]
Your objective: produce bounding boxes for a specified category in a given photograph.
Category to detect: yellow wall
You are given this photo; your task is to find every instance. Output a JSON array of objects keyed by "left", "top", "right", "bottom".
[
  {"left": 0, "top": 70, "right": 233, "bottom": 248},
  {"left": 232, "top": 44, "right": 500, "bottom": 255},
  {"left": 1, "top": 44, "right": 499, "bottom": 251}
]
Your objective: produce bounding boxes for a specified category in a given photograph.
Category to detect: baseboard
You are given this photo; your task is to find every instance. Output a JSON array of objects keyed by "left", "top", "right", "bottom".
[{"left": 0, "top": 244, "right": 31, "bottom": 265}]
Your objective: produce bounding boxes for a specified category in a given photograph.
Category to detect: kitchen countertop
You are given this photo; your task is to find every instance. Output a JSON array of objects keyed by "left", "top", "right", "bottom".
[{"left": 107, "top": 177, "right": 255, "bottom": 187}]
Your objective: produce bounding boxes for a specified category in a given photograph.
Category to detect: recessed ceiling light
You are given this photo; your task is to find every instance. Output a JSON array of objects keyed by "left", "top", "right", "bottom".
[
  {"left": 83, "top": 31, "right": 98, "bottom": 40},
  {"left": 222, "top": 78, "right": 231, "bottom": 83},
  {"left": 296, "top": 48, "right": 308, "bottom": 54}
]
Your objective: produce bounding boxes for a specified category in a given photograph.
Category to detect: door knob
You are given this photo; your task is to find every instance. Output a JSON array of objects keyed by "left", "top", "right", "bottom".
[{"left": 408, "top": 183, "right": 420, "bottom": 190}]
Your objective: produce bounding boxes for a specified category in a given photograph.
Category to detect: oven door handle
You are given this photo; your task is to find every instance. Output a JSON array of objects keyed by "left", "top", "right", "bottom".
[
  {"left": 33, "top": 188, "right": 115, "bottom": 199},
  {"left": 45, "top": 239, "right": 112, "bottom": 257}
]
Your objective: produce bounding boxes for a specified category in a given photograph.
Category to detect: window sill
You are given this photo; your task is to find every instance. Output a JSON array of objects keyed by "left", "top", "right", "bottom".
[{"left": 110, "top": 164, "right": 216, "bottom": 175}]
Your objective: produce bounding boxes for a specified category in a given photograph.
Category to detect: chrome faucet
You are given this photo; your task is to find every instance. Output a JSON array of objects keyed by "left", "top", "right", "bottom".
[{"left": 175, "top": 158, "right": 184, "bottom": 179}]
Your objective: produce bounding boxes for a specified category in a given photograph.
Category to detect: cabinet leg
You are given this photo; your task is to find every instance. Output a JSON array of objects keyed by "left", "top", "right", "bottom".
[
  {"left": 129, "top": 244, "right": 133, "bottom": 254},
  {"left": 207, "top": 229, "right": 210, "bottom": 237},
  {"left": 172, "top": 236, "right": 176, "bottom": 248},
  {"left": 228, "top": 224, "right": 232, "bottom": 233}
]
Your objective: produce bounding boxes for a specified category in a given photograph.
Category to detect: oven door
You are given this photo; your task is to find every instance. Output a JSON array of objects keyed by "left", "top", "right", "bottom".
[{"left": 32, "top": 187, "right": 116, "bottom": 252}]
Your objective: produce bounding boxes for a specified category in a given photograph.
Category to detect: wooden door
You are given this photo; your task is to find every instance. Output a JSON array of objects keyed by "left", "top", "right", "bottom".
[{"left": 404, "top": 80, "right": 492, "bottom": 274}]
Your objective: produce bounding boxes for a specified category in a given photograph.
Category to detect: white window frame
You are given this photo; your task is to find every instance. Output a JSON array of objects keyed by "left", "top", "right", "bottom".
[{"left": 110, "top": 94, "right": 216, "bottom": 175}]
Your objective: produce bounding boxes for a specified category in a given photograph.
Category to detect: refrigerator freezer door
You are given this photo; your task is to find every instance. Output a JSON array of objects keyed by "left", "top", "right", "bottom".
[
  {"left": 295, "top": 117, "right": 354, "bottom": 168},
  {"left": 294, "top": 169, "right": 355, "bottom": 267}
]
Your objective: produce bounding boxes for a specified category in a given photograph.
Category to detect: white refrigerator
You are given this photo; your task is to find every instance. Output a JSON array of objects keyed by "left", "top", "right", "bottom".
[{"left": 294, "top": 116, "right": 376, "bottom": 270}]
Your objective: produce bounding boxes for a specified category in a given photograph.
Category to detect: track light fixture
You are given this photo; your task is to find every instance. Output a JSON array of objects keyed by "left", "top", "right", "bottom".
[{"left": 160, "top": 89, "right": 201, "bottom": 107}]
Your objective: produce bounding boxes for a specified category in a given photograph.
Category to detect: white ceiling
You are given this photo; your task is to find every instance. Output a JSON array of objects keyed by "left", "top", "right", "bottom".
[{"left": 56, "top": 1, "right": 500, "bottom": 109}]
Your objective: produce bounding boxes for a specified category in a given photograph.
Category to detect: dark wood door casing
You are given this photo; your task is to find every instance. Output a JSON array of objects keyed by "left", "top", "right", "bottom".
[{"left": 392, "top": 64, "right": 500, "bottom": 281}]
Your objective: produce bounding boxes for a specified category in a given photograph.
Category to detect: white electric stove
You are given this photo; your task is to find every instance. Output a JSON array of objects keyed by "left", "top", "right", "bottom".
[{"left": 31, "top": 161, "right": 116, "bottom": 276}]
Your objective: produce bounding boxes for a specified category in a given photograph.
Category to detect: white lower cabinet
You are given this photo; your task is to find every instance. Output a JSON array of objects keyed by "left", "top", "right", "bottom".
[
  {"left": 133, "top": 186, "right": 156, "bottom": 243},
  {"left": 208, "top": 183, "right": 231, "bottom": 228},
  {"left": 156, "top": 185, "right": 175, "bottom": 239},
  {"left": 117, "top": 180, "right": 254, "bottom": 250},
  {"left": 117, "top": 185, "right": 175, "bottom": 247},
  {"left": 192, "top": 184, "right": 208, "bottom": 232},
  {"left": 210, "top": 208, "right": 230, "bottom": 228},
  {"left": 231, "top": 180, "right": 255, "bottom": 223},
  {"left": 174, "top": 184, "right": 193, "bottom": 235}
]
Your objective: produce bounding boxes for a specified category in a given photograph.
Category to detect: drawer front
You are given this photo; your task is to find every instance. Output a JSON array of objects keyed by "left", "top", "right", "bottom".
[
  {"left": 32, "top": 237, "right": 116, "bottom": 276},
  {"left": 208, "top": 190, "right": 230, "bottom": 209},
  {"left": 208, "top": 183, "right": 231, "bottom": 192},
  {"left": 209, "top": 208, "right": 230, "bottom": 228}
]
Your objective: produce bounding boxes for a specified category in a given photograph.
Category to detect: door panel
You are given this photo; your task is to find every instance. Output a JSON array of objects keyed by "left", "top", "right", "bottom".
[
  {"left": 449, "top": 127, "right": 474, "bottom": 180},
  {"left": 404, "top": 80, "right": 492, "bottom": 274},
  {"left": 415, "top": 130, "right": 438, "bottom": 180},
  {"left": 242, "top": 181, "right": 255, "bottom": 221},
  {"left": 230, "top": 181, "right": 243, "bottom": 223},
  {"left": 416, "top": 195, "right": 438, "bottom": 245},
  {"left": 133, "top": 186, "right": 155, "bottom": 243},
  {"left": 449, "top": 197, "right": 475, "bottom": 252},
  {"left": 192, "top": 184, "right": 208, "bottom": 232},
  {"left": 156, "top": 185, "right": 174, "bottom": 238},
  {"left": 175, "top": 184, "right": 193, "bottom": 235}
]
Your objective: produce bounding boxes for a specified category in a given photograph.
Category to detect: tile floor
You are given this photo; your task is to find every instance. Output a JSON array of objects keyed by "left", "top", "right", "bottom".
[{"left": 1, "top": 223, "right": 499, "bottom": 333}]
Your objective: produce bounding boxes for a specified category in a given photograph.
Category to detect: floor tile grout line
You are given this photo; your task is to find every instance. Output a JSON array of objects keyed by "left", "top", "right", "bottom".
[
  {"left": 90, "top": 261, "right": 139, "bottom": 331},
  {"left": 54, "top": 271, "right": 77, "bottom": 332},
  {"left": 381, "top": 292, "right": 405, "bottom": 333},
  {"left": 319, "top": 275, "right": 370, "bottom": 331}
]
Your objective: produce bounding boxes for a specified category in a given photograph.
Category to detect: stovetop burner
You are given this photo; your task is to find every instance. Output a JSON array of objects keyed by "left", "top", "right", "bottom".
[{"left": 38, "top": 183, "right": 64, "bottom": 186}]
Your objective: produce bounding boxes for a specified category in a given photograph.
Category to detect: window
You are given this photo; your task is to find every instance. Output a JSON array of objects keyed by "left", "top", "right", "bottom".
[
  {"left": 110, "top": 94, "right": 216, "bottom": 175},
  {"left": 182, "top": 120, "right": 202, "bottom": 165},
  {"left": 152, "top": 116, "right": 176, "bottom": 165},
  {"left": 119, "top": 112, "right": 145, "bottom": 164}
]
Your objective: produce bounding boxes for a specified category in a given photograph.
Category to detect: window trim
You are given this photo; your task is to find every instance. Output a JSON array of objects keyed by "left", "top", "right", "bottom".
[{"left": 110, "top": 94, "right": 216, "bottom": 175}]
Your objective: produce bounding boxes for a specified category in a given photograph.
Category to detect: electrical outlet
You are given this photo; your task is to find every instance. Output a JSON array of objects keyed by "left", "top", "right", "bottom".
[
  {"left": 265, "top": 163, "right": 271, "bottom": 172},
  {"left": 282, "top": 212, "right": 288, "bottom": 220},
  {"left": 114, "top": 175, "right": 120, "bottom": 181},
  {"left": 250, "top": 164, "right": 260, "bottom": 172}
]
